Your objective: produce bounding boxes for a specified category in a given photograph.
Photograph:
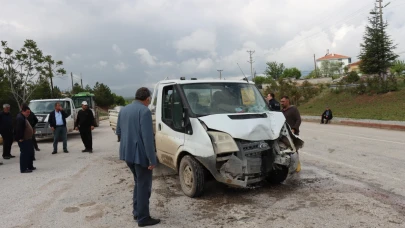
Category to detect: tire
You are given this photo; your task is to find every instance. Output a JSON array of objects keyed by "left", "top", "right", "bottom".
[
  {"left": 179, "top": 155, "right": 205, "bottom": 198},
  {"left": 266, "top": 165, "right": 289, "bottom": 184}
]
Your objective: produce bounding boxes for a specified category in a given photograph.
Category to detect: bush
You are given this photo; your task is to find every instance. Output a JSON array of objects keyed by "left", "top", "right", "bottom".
[{"left": 346, "top": 71, "right": 360, "bottom": 83}]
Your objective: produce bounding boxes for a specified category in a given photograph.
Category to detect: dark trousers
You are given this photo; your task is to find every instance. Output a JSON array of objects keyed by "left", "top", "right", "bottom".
[
  {"left": 79, "top": 127, "right": 92, "bottom": 150},
  {"left": 53, "top": 126, "right": 67, "bottom": 152},
  {"left": 1, "top": 132, "right": 13, "bottom": 157},
  {"left": 18, "top": 140, "right": 34, "bottom": 172},
  {"left": 126, "top": 162, "right": 153, "bottom": 223},
  {"left": 321, "top": 115, "right": 332, "bottom": 124}
]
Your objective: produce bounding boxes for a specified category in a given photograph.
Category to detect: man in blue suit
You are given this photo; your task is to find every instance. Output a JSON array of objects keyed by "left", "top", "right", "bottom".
[{"left": 116, "top": 87, "right": 160, "bottom": 227}]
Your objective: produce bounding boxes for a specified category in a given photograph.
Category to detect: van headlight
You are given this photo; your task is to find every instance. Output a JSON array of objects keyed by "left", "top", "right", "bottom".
[{"left": 207, "top": 131, "right": 239, "bottom": 154}]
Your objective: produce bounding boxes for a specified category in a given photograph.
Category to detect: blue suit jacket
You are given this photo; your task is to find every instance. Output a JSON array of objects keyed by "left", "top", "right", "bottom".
[{"left": 116, "top": 101, "right": 157, "bottom": 167}]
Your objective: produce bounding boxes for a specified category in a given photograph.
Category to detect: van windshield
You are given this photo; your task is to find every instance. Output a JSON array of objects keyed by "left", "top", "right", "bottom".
[
  {"left": 181, "top": 83, "right": 269, "bottom": 116},
  {"left": 29, "top": 101, "right": 72, "bottom": 115}
]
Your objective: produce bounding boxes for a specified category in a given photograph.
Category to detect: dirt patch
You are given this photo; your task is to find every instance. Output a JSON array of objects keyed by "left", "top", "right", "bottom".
[
  {"left": 63, "top": 207, "right": 80, "bottom": 213},
  {"left": 79, "top": 202, "right": 97, "bottom": 207}
]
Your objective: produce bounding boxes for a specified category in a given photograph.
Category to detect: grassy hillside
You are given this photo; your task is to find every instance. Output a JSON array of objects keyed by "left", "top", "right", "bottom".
[{"left": 298, "top": 89, "right": 405, "bottom": 121}]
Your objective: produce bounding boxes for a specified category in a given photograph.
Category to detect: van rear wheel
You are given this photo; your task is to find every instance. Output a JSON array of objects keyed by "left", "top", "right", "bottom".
[{"left": 179, "top": 155, "right": 205, "bottom": 198}]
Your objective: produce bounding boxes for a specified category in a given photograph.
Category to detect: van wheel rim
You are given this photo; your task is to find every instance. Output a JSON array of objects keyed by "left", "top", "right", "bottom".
[{"left": 183, "top": 165, "right": 193, "bottom": 188}]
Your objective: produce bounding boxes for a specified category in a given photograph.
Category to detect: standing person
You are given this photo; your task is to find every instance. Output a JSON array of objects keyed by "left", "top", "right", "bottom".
[
  {"left": 21, "top": 103, "right": 40, "bottom": 160},
  {"left": 75, "top": 101, "right": 95, "bottom": 153},
  {"left": 280, "top": 96, "right": 302, "bottom": 135},
  {"left": 321, "top": 107, "right": 333, "bottom": 124},
  {"left": 266, "top": 93, "right": 281, "bottom": 111},
  {"left": 116, "top": 87, "right": 160, "bottom": 227},
  {"left": 48, "top": 102, "right": 69, "bottom": 154},
  {"left": 15, "top": 106, "right": 36, "bottom": 173},
  {"left": 0, "top": 104, "right": 15, "bottom": 159}
]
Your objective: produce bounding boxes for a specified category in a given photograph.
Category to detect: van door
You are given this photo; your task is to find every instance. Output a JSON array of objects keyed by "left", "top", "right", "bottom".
[
  {"left": 155, "top": 84, "right": 185, "bottom": 169},
  {"left": 63, "top": 100, "right": 75, "bottom": 132}
]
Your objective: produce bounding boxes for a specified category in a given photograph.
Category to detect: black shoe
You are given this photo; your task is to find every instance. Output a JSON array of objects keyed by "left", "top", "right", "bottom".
[
  {"left": 28, "top": 167, "right": 37, "bottom": 171},
  {"left": 35, "top": 148, "right": 40, "bottom": 151},
  {"left": 33, "top": 157, "right": 36, "bottom": 161},
  {"left": 64, "top": 150, "right": 69, "bottom": 153},
  {"left": 134, "top": 216, "right": 138, "bottom": 221},
  {"left": 89, "top": 149, "right": 93, "bottom": 153},
  {"left": 52, "top": 151, "right": 57, "bottom": 154},
  {"left": 21, "top": 170, "right": 33, "bottom": 173},
  {"left": 3, "top": 156, "right": 11, "bottom": 160},
  {"left": 138, "top": 217, "right": 161, "bottom": 227},
  {"left": 82, "top": 149, "right": 88, "bottom": 153},
  {"left": 10, "top": 155, "right": 16, "bottom": 158}
]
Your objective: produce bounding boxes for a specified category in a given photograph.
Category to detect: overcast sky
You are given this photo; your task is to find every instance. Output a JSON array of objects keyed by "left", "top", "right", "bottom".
[{"left": 1, "top": 0, "right": 405, "bottom": 96}]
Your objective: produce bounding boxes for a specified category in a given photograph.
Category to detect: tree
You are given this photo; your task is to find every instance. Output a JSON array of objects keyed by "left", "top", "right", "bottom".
[
  {"left": 282, "top": 67, "right": 302, "bottom": 79},
  {"left": 72, "top": 82, "right": 85, "bottom": 94},
  {"left": 359, "top": 8, "right": 398, "bottom": 80},
  {"left": 306, "top": 69, "right": 321, "bottom": 79},
  {"left": 84, "top": 84, "right": 93, "bottom": 92},
  {"left": 253, "top": 76, "right": 266, "bottom": 85},
  {"left": 113, "top": 93, "right": 126, "bottom": 106},
  {"left": 42, "top": 55, "right": 66, "bottom": 97},
  {"left": 93, "top": 82, "right": 114, "bottom": 107},
  {"left": 0, "top": 40, "right": 65, "bottom": 106},
  {"left": 390, "top": 60, "right": 405, "bottom": 76},
  {"left": 320, "top": 61, "right": 344, "bottom": 78},
  {"left": 264, "top": 61, "right": 285, "bottom": 79}
]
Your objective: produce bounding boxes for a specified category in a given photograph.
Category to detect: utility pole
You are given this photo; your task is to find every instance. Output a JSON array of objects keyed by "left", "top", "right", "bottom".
[
  {"left": 247, "top": 50, "right": 255, "bottom": 80},
  {"left": 71, "top": 72, "right": 74, "bottom": 93},
  {"left": 313, "top": 54, "right": 318, "bottom": 77},
  {"left": 377, "top": 0, "right": 383, "bottom": 27},
  {"left": 217, "top": 70, "right": 223, "bottom": 79},
  {"left": 80, "top": 73, "right": 83, "bottom": 88},
  {"left": 49, "top": 63, "right": 54, "bottom": 98}
]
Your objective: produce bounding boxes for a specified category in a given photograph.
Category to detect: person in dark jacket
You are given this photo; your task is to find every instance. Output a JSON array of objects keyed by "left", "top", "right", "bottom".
[
  {"left": 48, "top": 102, "right": 69, "bottom": 154},
  {"left": 15, "top": 106, "right": 36, "bottom": 173},
  {"left": 75, "top": 101, "right": 95, "bottom": 153},
  {"left": 266, "top": 93, "right": 281, "bottom": 111},
  {"left": 0, "top": 104, "right": 16, "bottom": 159},
  {"left": 280, "top": 96, "right": 302, "bottom": 135},
  {"left": 21, "top": 104, "right": 40, "bottom": 157},
  {"left": 116, "top": 87, "right": 160, "bottom": 227},
  {"left": 321, "top": 107, "right": 333, "bottom": 124}
]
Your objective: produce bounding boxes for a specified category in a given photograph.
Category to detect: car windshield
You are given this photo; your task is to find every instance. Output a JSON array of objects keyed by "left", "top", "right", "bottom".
[
  {"left": 181, "top": 82, "right": 269, "bottom": 116},
  {"left": 29, "top": 101, "right": 71, "bottom": 114}
]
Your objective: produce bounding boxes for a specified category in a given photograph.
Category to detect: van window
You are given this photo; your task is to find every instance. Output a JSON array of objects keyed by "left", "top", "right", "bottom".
[
  {"left": 63, "top": 101, "right": 72, "bottom": 116},
  {"left": 162, "top": 85, "right": 184, "bottom": 132}
]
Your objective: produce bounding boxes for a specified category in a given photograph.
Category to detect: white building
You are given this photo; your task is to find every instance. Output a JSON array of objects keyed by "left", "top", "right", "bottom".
[{"left": 316, "top": 52, "right": 352, "bottom": 69}]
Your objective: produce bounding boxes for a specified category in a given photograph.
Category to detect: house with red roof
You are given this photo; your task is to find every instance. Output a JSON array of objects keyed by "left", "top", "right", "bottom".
[{"left": 316, "top": 50, "right": 352, "bottom": 71}]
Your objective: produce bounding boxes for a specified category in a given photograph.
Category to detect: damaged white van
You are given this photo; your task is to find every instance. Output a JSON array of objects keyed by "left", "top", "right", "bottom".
[{"left": 149, "top": 78, "right": 304, "bottom": 197}]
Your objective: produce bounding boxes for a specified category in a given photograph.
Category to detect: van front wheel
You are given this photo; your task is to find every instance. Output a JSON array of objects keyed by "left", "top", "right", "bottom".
[{"left": 179, "top": 155, "right": 205, "bottom": 198}]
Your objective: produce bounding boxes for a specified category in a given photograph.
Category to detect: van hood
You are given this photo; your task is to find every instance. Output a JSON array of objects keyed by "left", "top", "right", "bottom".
[{"left": 198, "top": 112, "right": 286, "bottom": 141}]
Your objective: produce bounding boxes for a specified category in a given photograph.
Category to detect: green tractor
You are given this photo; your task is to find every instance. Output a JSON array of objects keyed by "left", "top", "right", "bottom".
[{"left": 71, "top": 92, "right": 100, "bottom": 127}]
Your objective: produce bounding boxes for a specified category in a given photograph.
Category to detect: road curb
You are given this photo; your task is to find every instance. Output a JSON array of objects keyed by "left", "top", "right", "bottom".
[{"left": 302, "top": 117, "right": 405, "bottom": 131}]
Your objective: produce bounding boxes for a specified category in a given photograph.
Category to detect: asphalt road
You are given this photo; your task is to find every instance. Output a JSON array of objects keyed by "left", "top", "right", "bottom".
[{"left": 0, "top": 121, "right": 404, "bottom": 228}]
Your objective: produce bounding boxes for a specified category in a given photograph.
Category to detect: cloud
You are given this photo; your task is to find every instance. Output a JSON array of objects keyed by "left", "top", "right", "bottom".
[
  {"left": 92, "top": 60, "right": 108, "bottom": 69},
  {"left": 134, "top": 48, "right": 157, "bottom": 66},
  {"left": 2, "top": 0, "right": 404, "bottom": 96},
  {"left": 174, "top": 29, "right": 217, "bottom": 55},
  {"left": 114, "top": 62, "right": 128, "bottom": 72},
  {"left": 112, "top": 44, "right": 122, "bottom": 55}
]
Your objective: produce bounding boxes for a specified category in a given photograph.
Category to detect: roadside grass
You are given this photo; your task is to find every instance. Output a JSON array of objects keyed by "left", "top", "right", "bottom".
[{"left": 299, "top": 87, "right": 405, "bottom": 121}]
